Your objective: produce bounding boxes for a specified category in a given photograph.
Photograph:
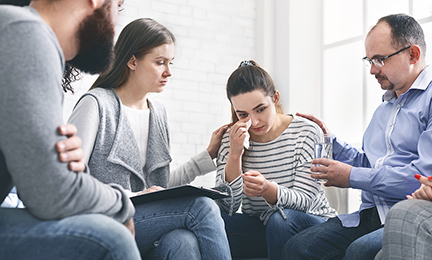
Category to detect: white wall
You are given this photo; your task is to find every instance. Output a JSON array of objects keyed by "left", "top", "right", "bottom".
[
  {"left": 65, "top": 0, "right": 432, "bottom": 214},
  {"left": 63, "top": 0, "right": 257, "bottom": 188}
]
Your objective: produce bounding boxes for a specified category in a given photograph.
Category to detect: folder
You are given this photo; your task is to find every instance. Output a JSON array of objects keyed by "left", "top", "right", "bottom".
[{"left": 130, "top": 184, "right": 229, "bottom": 205}]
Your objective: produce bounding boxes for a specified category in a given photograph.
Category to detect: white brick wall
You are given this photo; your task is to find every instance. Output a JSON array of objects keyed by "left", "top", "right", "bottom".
[{"left": 63, "top": 0, "right": 257, "bottom": 188}]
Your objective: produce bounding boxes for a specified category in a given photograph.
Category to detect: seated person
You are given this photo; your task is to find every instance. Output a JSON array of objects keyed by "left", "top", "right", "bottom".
[
  {"left": 375, "top": 174, "right": 432, "bottom": 259},
  {"left": 68, "top": 18, "right": 231, "bottom": 259},
  {"left": 216, "top": 60, "right": 336, "bottom": 259},
  {"left": 0, "top": 0, "right": 140, "bottom": 259}
]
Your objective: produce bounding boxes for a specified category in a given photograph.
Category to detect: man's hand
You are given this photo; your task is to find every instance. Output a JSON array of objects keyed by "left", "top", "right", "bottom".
[
  {"left": 296, "top": 112, "right": 331, "bottom": 135},
  {"left": 407, "top": 174, "right": 432, "bottom": 201},
  {"left": 310, "top": 158, "right": 352, "bottom": 188},
  {"left": 124, "top": 218, "right": 135, "bottom": 237},
  {"left": 56, "top": 124, "right": 85, "bottom": 172}
]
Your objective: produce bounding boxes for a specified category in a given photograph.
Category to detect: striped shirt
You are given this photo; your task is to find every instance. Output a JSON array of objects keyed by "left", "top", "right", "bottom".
[{"left": 216, "top": 116, "right": 337, "bottom": 221}]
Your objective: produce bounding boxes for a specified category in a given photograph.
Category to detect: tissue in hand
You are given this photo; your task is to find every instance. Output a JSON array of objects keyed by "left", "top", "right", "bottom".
[{"left": 244, "top": 119, "right": 252, "bottom": 149}]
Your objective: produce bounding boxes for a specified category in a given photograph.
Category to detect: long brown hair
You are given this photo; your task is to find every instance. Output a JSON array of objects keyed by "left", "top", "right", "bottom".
[
  {"left": 226, "top": 60, "right": 284, "bottom": 124},
  {"left": 90, "top": 18, "right": 176, "bottom": 90}
]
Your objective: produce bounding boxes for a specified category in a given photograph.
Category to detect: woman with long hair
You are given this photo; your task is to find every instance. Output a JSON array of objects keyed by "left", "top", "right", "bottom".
[
  {"left": 68, "top": 18, "right": 230, "bottom": 259},
  {"left": 216, "top": 60, "right": 337, "bottom": 259}
]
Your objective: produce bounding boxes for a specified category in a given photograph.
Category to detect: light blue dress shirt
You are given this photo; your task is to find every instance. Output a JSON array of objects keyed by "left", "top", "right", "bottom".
[{"left": 332, "top": 66, "right": 432, "bottom": 227}]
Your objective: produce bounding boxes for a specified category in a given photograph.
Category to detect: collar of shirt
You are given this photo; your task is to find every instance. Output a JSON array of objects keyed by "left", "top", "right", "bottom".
[{"left": 383, "top": 65, "right": 432, "bottom": 102}]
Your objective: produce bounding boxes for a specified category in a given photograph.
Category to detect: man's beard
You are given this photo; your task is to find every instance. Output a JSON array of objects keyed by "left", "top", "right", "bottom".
[{"left": 67, "top": 0, "right": 114, "bottom": 75}]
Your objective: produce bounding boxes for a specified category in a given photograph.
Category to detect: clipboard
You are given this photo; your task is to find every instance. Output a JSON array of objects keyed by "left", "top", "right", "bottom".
[{"left": 130, "top": 184, "right": 229, "bottom": 205}]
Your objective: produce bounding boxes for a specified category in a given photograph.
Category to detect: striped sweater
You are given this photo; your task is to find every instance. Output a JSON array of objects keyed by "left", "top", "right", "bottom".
[{"left": 216, "top": 116, "right": 337, "bottom": 223}]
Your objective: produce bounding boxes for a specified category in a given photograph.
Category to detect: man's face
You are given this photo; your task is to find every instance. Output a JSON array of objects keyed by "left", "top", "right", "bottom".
[
  {"left": 67, "top": 0, "right": 124, "bottom": 74},
  {"left": 364, "top": 22, "right": 412, "bottom": 96}
]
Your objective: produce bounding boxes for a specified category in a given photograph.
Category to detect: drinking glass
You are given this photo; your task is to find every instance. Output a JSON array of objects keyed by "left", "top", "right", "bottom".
[{"left": 313, "top": 133, "right": 333, "bottom": 182}]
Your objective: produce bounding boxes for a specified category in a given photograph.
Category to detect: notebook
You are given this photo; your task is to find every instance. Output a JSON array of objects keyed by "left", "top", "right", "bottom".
[{"left": 130, "top": 184, "right": 229, "bottom": 205}]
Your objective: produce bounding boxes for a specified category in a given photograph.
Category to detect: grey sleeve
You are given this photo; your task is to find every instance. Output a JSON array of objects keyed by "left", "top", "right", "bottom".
[
  {"left": 68, "top": 95, "right": 100, "bottom": 164},
  {"left": 168, "top": 150, "right": 216, "bottom": 187},
  {"left": 0, "top": 21, "right": 134, "bottom": 223}
]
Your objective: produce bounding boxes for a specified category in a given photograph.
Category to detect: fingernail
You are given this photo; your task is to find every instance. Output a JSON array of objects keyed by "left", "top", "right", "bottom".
[
  {"left": 428, "top": 176, "right": 432, "bottom": 181},
  {"left": 59, "top": 125, "right": 67, "bottom": 133},
  {"left": 57, "top": 143, "right": 65, "bottom": 151},
  {"left": 60, "top": 153, "right": 68, "bottom": 161},
  {"left": 415, "top": 174, "right": 422, "bottom": 180}
]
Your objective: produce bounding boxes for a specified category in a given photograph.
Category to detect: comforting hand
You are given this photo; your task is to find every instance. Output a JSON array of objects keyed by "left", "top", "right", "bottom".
[
  {"left": 207, "top": 124, "right": 230, "bottom": 159},
  {"left": 407, "top": 174, "right": 432, "bottom": 201},
  {"left": 56, "top": 124, "right": 85, "bottom": 172},
  {"left": 296, "top": 112, "right": 331, "bottom": 135},
  {"left": 137, "top": 185, "right": 165, "bottom": 195},
  {"left": 310, "top": 158, "right": 352, "bottom": 188},
  {"left": 228, "top": 118, "right": 250, "bottom": 156}
]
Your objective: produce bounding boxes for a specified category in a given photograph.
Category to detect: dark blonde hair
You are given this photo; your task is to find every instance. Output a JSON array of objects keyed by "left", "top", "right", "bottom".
[
  {"left": 90, "top": 18, "right": 175, "bottom": 90},
  {"left": 226, "top": 60, "right": 284, "bottom": 124}
]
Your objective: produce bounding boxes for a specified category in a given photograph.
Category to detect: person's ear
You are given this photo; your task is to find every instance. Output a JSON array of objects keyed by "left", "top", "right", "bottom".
[
  {"left": 89, "top": 0, "right": 104, "bottom": 9},
  {"left": 409, "top": 45, "right": 421, "bottom": 64},
  {"left": 273, "top": 90, "right": 280, "bottom": 105},
  {"left": 127, "top": 55, "right": 137, "bottom": 71}
]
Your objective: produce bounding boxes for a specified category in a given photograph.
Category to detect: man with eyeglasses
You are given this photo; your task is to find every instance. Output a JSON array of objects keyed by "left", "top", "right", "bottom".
[{"left": 284, "top": 13, "right": 432, "bottom": 260}]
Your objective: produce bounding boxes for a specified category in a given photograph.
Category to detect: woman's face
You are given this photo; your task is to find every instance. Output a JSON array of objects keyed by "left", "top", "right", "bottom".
[
  {"left": 132, "top": 43, "right": 175, "bottom": 93},
  {"left": 230, "top": 89, "right": 277, "bottom": 136}
]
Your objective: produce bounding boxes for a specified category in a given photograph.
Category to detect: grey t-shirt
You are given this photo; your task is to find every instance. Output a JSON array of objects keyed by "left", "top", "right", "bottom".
[{"left": 0, "top": 5, "right": 134, "bottom": 223}]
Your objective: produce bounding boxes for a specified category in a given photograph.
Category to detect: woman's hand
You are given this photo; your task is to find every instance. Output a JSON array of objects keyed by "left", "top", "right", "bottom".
[
  {"left": 296, "top": 113, "right": 331, "bottom": 135},
  {"left": 56, "top": 124, "right": 85, "bottom": 172},
  {"left": 137, "top": 185, "right": 165, "bottom": 195},
  {"left": 228, "top": 118, "right": 250, "bottom": 156},
  {"left": 407, "top": 174, "right": 432, "bottom": 201},
  {"left": 207, "top": 124, "right": 230, "bottom": 159},
  {"left": 242, "top": 170, "right": 277, "bottom": 204}
]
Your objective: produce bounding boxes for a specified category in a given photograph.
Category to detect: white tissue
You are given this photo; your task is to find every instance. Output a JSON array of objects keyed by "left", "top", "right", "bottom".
[{"left": 244, "top": 119, "right": 252, "bottom": 149}]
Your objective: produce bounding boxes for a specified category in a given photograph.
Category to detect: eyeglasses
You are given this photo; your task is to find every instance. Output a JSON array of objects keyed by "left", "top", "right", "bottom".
[{"left": 362, "top": 45, "right": 411, "bottom": 68}]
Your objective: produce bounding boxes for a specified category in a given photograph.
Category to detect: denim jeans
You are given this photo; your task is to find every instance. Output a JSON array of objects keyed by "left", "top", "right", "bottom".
[
  {"left": 222, "top": 209, "right": 326, "bottom": 260},
  {"left": 343, "top": 227, "right": 383, "bottom": 260},
  {"left": 284, "top": 207, "right": 383, "bottom": 260},
  {"left": 0, "top": 208, "right": 140, "bottom": 260},
  {"left": 134, "top": 196, "right": 231, "bottom": 259},
  {"left": 143, "top": 229, "right": 201, "bottom": 260}
]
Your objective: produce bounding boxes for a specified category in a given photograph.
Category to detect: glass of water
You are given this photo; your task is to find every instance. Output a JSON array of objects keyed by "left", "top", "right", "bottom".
[
  {"left": 313, "top": 133, "right": 332, "bottom": 181},
  {"left": 314, "top": 133, "right": 333, "bottom": 160}
]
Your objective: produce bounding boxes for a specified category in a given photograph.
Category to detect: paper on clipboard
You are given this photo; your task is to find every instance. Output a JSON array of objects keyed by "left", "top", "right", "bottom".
[{"left": 130, "top": 184, "right": 230, "bottom": 205}]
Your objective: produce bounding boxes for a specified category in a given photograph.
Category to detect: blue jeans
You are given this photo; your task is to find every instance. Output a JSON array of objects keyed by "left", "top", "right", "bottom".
[
  {"left": 134, "top": 196, "right": 231, "bottom": 259},
  {"left": 0, "top": 208, "right": 140, "bottom": 260},
  {"left": 284, "top": 207, "right": 383, "bottom": 260},
  {"left": 222, "top": 209, "right": 326, "bottom": 260},
  {"left": 343, "top": 228, "right": 383, "bottom": 260}
]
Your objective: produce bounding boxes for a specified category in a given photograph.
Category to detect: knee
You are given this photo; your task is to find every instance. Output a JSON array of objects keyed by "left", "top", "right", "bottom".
[
  {"left": 149, "top": 229, "right": 200, "bottom": 260},
  {"left": 345, "top": 229, "right": 383, "bottom": 260},
  {"left": 194, "top": 196, "right": 220, "bottom": 216},
  {"left": 158, "top": 229, "right": 199, "bottom": 253},
  {"left": 282, "top": 232, "right": 306, "bottom": 257},
  {"left": 62, "top": 214, "right": 140, "bottom": 259}
]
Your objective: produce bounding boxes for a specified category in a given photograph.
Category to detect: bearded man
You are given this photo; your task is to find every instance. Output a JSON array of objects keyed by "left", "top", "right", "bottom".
[{"left": 0, "top": 1, "right": 141, "bottom": 259}]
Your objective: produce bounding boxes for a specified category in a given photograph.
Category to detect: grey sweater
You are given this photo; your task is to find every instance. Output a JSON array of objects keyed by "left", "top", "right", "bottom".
[
  {"left": 0, "top": 5, "right": 134, "bottom": 223},
  {"left": 79, "top": 88, "right": 172, "bottom": 191}
]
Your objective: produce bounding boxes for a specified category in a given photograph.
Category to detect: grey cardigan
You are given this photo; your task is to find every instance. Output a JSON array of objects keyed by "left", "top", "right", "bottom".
[{"left": 78, "top": 88, "right": 172, "bottom": 192}]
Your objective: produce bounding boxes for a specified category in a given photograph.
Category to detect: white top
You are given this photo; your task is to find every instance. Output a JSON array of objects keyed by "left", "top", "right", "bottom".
[
  {"left": 121, "top": 104, "right": 150, "bottom": 168},
  {"left": 68, "top": 94, "right": 217, "bottom": 196}
]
